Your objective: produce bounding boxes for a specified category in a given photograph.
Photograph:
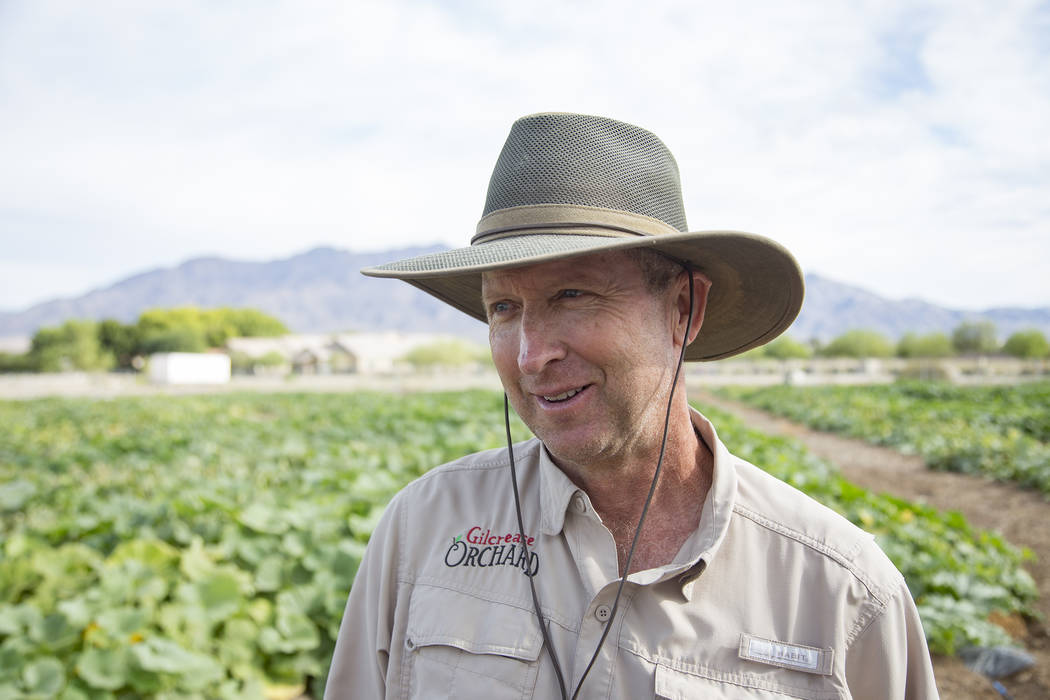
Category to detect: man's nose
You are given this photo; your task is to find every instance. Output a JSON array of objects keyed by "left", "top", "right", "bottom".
[{"left": 517, "top": 311, "right": 565, "bottom": 374}]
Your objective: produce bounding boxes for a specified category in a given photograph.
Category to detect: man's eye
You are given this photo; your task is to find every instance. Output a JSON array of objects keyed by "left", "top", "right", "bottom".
[
  {"left": 489, "top": 301, "right": 512, "bottom": 315},
  {"left": 559, "top": 289, "right": 583, "bottom": 299}
]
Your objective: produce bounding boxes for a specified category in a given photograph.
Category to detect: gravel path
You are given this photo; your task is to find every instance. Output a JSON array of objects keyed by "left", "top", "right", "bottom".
[{"left": 694, "top": 389, "right": 1050, "bottom": 700}]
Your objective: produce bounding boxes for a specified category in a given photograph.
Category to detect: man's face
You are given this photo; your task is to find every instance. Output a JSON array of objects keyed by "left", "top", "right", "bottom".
[{"left": 482, "top": 251, "right": 682, "bottom": 472}]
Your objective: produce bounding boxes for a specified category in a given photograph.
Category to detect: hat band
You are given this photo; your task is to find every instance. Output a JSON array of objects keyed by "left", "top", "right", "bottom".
[{"left": 472, "top": 204, "right": 680, "bottom": 245}]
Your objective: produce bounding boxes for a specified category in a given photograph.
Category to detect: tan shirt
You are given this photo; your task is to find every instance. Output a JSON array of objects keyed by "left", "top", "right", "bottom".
[{"left": 325, "top": 410, "right": 939, "bottom": 699}]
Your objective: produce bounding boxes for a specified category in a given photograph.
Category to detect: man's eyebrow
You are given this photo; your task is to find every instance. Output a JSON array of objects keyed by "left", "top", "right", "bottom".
[{"left": 479, "top": 283, "right": 503, "bottom": 302}]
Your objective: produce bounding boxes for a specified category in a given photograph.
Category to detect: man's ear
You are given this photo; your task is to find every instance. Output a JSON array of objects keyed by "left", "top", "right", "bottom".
[{"left": 673, "top": 269, "right": 712, "bottom": 348}]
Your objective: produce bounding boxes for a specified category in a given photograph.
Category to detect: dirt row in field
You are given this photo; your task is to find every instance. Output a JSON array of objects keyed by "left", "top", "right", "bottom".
[{"left": 693, "top": 389, "right": 1050, "bottom": 700}]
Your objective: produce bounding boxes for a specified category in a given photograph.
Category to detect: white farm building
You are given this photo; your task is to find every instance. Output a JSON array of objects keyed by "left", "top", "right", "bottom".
[
  {"left": 148, "top": 352, "right": 232, "bottom": 385},
  {"left": 226, "top": 332, "right": 470, "bottom": 375}
]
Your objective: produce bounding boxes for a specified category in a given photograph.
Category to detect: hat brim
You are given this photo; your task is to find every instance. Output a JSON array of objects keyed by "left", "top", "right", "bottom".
[{"left": 362, "top": 230, "right": 804, "bottom": 361}]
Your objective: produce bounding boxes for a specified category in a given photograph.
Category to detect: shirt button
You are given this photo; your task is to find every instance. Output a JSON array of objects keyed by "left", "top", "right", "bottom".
[
  {"left": 572, "top": 494, "right": 587, "bottom": 513},
  {"left": 594, "top": 605, "right": 612, "bottom": 622}
]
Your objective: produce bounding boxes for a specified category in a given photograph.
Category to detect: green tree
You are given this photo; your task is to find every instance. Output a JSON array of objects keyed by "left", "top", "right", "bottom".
[
  {"left": 819, "top": 330, "right": 894, "bottom": 358},
  {"left": 98, "top": 319, "right": 143, "bottom": 369},
  {"left": 221, "top": 308, "right": 288, "bottom": 337},
  {"left": 952, "top": 321, "right": 998, "bottom": 354},
  {"left": 197, "top": 308, "right": 287, "bottom": 346},
  {"left": 763, "top": 335, "right": 813, "bottom": 359},
  {"left": 1002, "top": 329, "right": 1050, "bottom": 359},
  {"left": 28, "top": 320, "right": 114, "bottom": 372},
  {"left": 136, "top": 307, "right": 287, "bottom": 351},
  {"left": 137, "top": 308, "right": 208, "bottom": 352},
  {"left": 0, "top": 351, "right": 34, "bottom": 373},
  {"left": 140, "top": 328, "right": 207, "bottom": 354},
  {"left": 896, "top": 332, "right": 954, "bottom": 358}
]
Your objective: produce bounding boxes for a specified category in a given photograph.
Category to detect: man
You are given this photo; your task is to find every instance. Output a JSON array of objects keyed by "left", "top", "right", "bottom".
[{"left": 325, "top": 113, "right": 938, "bottom": 698}]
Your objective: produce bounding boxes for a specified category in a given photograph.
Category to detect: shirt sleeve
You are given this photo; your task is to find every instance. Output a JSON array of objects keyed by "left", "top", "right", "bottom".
[
  {"left": 324, "top": 494, "right": 404, "bottom": 700},
  {"left": 845, "top": 576, "right": 940, "bottom": 699}
]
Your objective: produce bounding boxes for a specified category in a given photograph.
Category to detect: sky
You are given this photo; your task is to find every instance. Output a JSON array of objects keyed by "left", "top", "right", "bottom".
[{"left": 1, "top": 0, "right": 1048, "bottom": 313}]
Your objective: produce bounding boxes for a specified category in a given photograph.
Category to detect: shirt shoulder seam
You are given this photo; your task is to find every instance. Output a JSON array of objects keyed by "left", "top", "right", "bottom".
[
  {"left": 843, "top": 575, "right": 911, "bottom": 655},
  {"left": 731, "top": 502, "right": 893, "bottom": 647},
  {"left": 731, "top": 502, "right": 889, "bottom": 605}
]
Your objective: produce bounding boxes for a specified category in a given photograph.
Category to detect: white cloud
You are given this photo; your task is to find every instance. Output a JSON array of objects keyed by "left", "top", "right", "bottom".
[{"left": 0, "top": 0, "right": 1047, "bottom": 312}]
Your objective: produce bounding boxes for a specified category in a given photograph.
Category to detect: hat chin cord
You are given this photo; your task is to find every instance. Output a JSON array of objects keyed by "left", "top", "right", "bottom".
[{"left": 504, "top": 268, "right": 695, "bottom": 700}]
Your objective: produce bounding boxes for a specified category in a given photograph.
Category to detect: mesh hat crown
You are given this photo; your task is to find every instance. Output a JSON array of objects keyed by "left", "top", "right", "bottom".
[
  {"left": 363, "top": 112, "right": 804, "bottom": 360},
  {"left": 481, "top": 113, "right": 687, "bottom": 233}
]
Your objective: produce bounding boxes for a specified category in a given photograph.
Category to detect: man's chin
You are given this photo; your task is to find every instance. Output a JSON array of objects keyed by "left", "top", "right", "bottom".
[{"left": 535, "top": 431, "right": 611, "bottom": 470}]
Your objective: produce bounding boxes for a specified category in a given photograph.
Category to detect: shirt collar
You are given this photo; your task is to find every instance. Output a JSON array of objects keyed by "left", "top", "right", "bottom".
[
  {"left": 678, "top": 407, "right": 737, "bottom": 598},
  {"left": 536, "top": 407, "right": 738, "bottom": 596},
  {"left": 539, "top": 443, "right": 578, "bottom": 536}
]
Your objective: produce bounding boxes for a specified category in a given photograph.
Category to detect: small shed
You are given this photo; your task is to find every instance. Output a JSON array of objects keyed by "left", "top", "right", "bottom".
[
  {"left": 0, "top": 336, "right": 31, "bottom": 355},
  {"left": 148, "top": 352, "right": 231, "bottom": 385}
]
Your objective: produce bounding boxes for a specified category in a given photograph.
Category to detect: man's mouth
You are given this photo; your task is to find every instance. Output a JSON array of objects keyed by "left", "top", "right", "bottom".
[{"left": 541, "top": 386, "right": 588, "bottom": 403}]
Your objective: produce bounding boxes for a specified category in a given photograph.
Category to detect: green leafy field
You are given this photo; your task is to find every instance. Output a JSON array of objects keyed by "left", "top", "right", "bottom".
[
  {"left": 706, "top": 405, "right": 1038, "bottom": 655},
  {"left": 0, "top": 391, "right": 1039, "bottom": 698},
  {"left": 718, "top": 382, "right": 1050, "bottom": 494}
]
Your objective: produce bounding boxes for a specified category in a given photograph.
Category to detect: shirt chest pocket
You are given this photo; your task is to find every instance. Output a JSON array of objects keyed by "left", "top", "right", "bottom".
[
  {"left": 403, "top": 584, "right": 542, "bottom": 700},
  {"left": 655, "top": 662, "right": 848, "bottom": 700}
]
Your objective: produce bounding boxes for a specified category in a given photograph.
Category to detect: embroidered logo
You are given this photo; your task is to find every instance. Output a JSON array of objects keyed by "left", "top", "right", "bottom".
[{"left": 444, "top": 525, "right": 539, "bottom": 575}]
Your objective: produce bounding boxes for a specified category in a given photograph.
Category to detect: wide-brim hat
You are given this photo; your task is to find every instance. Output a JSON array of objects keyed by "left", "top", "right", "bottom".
[{"left": 362, "top": 112, "right": 804, "bottom": 361}]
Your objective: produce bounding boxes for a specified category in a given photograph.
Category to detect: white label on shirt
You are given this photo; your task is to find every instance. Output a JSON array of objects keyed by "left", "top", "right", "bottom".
[{"left": 738, "top": 634, "right": 833, "bottom": 675}]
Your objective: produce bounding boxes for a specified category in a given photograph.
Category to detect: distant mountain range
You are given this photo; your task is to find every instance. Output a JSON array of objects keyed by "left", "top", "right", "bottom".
[
  {"left": 3, "top": 246, "right": 1049, "bottom": 344},
  {"left": 791, "top": 275, "right": 1050, "bottom": 342}
]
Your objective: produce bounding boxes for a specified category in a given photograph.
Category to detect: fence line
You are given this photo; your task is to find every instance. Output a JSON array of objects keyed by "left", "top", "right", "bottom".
[{"left": 1, "top": 357, "right": 1047, "bottom": 399}]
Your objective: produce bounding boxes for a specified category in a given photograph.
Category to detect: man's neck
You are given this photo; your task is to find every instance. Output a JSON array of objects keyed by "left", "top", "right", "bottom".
[{"left": 557, "top": 406, "right": 714, "bottom": 575}]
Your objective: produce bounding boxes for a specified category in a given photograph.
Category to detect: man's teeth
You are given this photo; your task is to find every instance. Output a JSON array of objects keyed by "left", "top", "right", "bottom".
[{"left": 543, "top": 387, "right": 582, "bottom": 402}]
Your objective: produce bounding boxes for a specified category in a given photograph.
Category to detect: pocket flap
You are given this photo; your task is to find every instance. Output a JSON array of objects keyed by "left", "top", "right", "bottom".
[
  {"left": 655, "top": 664, "right": 706, "bottom": 700},
  {"left": 406, "top": 584, "right": 543, "bottom": 662},
  {"left": 655, "top": 662, "right": 845, "bottom": 700}
]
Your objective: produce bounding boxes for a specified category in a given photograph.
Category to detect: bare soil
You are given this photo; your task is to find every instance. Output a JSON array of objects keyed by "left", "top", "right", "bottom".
[{"left": 694, "top": 390, "right": 1050, "bottom": 700}]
